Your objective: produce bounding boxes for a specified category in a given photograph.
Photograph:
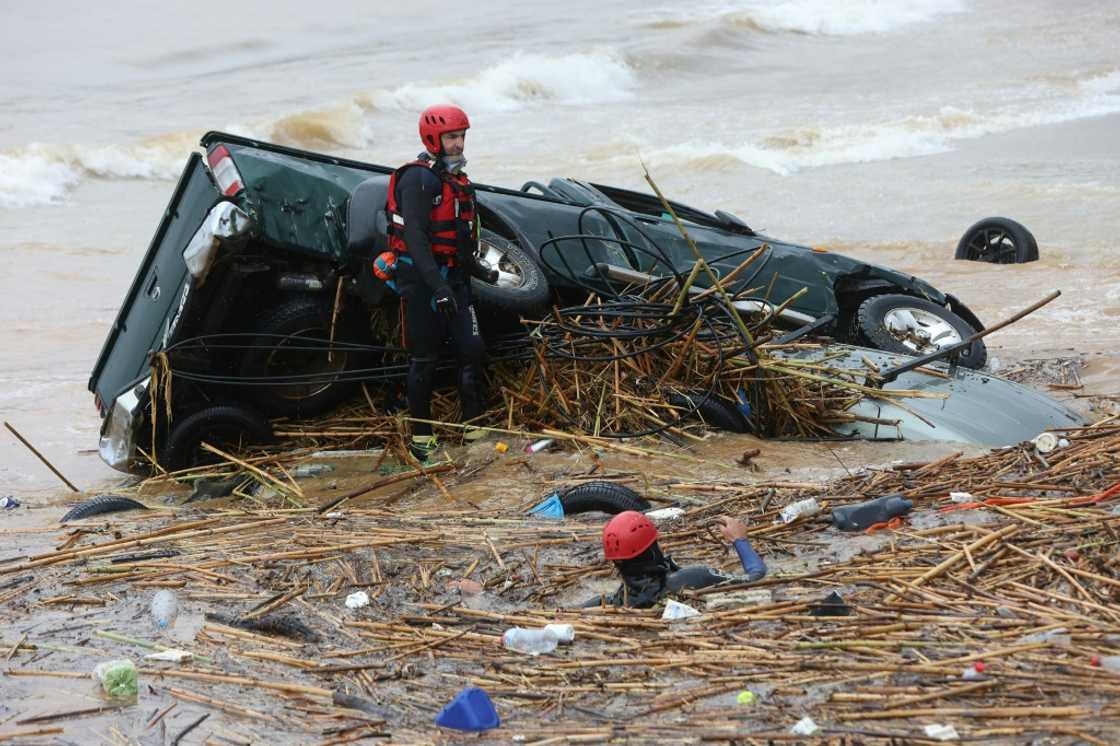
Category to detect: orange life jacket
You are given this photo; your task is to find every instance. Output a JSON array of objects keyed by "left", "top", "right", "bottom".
[{"left": 385, "top": 159, "right": 475, "bottom": 267}]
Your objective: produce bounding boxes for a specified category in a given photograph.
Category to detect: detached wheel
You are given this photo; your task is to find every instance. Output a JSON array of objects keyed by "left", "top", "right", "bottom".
[
  {"left": 161, "top": 404, "right": 274, "bottom": 472},
  {"left": 955, "top": 217, "right": 1038, "bottom": 264},
  {"left": 239, "top": 297, "right": 361, "bottom": 418},
  {"left": 558, "top": 481, "right": 651, "bottom": 515},
  {"left": 856, "top": 294, "right": 987, "bottom": 369},
  {"left": 471, "top": 231, "right": 551, "bottom": 313}
]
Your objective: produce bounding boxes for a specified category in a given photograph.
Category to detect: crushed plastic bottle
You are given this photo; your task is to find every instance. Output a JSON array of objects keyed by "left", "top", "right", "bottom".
[
  {"left": 0, "top": 496, "right": 20, "bottom": 509},
  {"left": 150, "top": 589, "right": 178, "bottom": 630},
  {"left": 790, "top": 716, "right": 819, "bottom": 736},
  {"left": 501, "top": 625, "right": 574, "bottom": 655},
  {"left": 780, "top": 498, "right": 821, "bottom": 524},
  {"left": 1093, "top": 655, "right": 1120, "bottom": 672}
]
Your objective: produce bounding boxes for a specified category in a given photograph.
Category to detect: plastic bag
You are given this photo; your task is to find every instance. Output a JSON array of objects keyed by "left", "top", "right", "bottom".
[{"left": 93, "top": 658, "right": 137, "bottom": 698}]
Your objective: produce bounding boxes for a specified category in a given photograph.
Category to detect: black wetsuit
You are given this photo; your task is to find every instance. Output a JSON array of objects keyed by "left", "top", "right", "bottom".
[
  {"left": 583, "top": 539, "right": 767, "bottom": 609},
  {"left": 394, "top": 163, "right": 489, "bottom": 436}
]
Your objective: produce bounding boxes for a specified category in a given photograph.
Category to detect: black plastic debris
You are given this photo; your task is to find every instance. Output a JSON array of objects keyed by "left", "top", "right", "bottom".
[{"left": 810, "top": 590, "right": 852, "bottom": 617}]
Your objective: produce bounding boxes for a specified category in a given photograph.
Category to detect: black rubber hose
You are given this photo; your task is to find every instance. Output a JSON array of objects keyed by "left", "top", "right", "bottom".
[{"left": 60, "top": 496, "right": 148, "bottom": 522}]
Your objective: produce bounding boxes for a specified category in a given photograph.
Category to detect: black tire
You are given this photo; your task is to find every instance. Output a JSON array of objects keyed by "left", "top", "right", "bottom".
[
  {"left": 855, "top": 294, "right": 987, "bottom": 369},
  {"left": 666, "top": 391, "right": 751, "bottom": 433},
  {"left": 558, "top": 481, "right": 651, "bottom": 515},
  {"left": 162, "top": 404, "right": 274, "bottom": 472},
  {"left": 238, "top": 297, "right": 361, "bottom": 418},
  {"left": 954, "top": 217, "right": 1038, "bottom": 264},
  {"left": 60, "top": 495, "right": 148, "bottom": 522},
  {"left": 471, "top": 231, "right": 551, "bottom": 313}
]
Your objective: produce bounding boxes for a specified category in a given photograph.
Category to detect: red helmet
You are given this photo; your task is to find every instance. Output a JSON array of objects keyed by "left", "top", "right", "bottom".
[
  {"left": 602, "top": 511, "right": 658, "bottom": 561},
  {"left": 419, "top": 104, "right": 470, "bottom": 154}
]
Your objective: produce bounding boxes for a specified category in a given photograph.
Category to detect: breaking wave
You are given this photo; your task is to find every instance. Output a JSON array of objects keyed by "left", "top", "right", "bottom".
[
  {"left": 0, "top": 133, "right": 197, "bottom": 209},
  {"left": 1, "top": 50, "right": 635, "bottom": 208},
  {"left": 366, "top": 49, "right": 636, "bottom": 113},
  {"left": 640, "top": 0, "right": 966, "bottom": 35},
  {"left": 642, "top": 71, "right": 1120, "bottom": 175}
]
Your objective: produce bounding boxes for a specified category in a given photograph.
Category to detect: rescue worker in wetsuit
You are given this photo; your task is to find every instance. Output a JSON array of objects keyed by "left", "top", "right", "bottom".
[
  {"left": 386, "top": 105, "right": 498, "bottom": 460},
  {"left": 583, "top": 512, "right": 767, "bottom": 608}
]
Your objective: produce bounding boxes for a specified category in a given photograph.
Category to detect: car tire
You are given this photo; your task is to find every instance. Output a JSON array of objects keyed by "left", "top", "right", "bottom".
[
  {"left": 954, "top": 217, "right": 1038, "bottom": 264},
  {"left": 558, "top": 481, "right": 652, "bottom": 515},
  {"left": 60, "top": 495, "right": 148, "bottom": 522},
  {"left": 856, "top": 294, "right": 987, "bottom": 369},
  {"left": 471, "top": 231, "right": 551, "bottom": 313},
  {"left": 666, "top": 391, "right": 751, "bottom": 433},
  {"left": 162, "top": 404, "right": 274, "bottom": 472},
  {"left": 239, "top": 297, "right": 361, "bottom": 418}
]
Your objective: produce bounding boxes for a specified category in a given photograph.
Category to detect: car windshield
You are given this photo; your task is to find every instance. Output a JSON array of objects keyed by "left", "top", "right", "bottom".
[{"left": 587, "top": 182, "right": 718, "bottom": 227}]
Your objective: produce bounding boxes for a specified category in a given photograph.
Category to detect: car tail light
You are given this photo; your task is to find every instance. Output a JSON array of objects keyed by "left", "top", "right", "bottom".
[{"left": 206, "top": 145, "right": 244, "bottom": 197}]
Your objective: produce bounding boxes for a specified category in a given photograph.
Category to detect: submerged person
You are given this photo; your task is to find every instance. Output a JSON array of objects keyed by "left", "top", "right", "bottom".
[
  {"left": 386, "top": 104, "right": 499, "bottom": 461},
  {"left": 584, "top": 511, "right": 767, "bottom": 608}
]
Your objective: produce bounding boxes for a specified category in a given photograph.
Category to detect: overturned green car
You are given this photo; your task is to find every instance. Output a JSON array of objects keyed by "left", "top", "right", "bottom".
[{"left": 91, "top": 132, "right": 1020, "bottom": 473}]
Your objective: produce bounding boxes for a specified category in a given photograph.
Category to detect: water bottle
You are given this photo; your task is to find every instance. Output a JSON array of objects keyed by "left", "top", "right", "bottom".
[
  {"left": 830, "top": 495, "right": 913, "bottom": 531},
  {"left": 779, "top": 498, "right": 820, "bottom": 524},
  {"left": 150, "top": 590, "right": 178, "bottom": 629},
  {"left": 502, "top": 625, "right": 573, "bottom": 655},
  {"left": 1095, "top": 655, "right": 1120, "bottom": 672},
  {"left": 543, "top": 624, "right": 575, "bottom": 643}
]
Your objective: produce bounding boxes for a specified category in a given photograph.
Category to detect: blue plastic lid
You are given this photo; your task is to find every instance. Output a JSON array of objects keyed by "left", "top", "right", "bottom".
[
  {"left": 527, "top": 492, "right": 565, "bottom": 520},
  {"left": 434, "top": 687, "right": 500, "bottom": 732}
]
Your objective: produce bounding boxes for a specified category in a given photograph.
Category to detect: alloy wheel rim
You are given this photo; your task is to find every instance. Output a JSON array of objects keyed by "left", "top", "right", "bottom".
[
  {"left": 478, "top": 239, "right": 525, "bottom": 288},
  {"left": 882, "top": 307, "right": 963, "bottom": 354}
]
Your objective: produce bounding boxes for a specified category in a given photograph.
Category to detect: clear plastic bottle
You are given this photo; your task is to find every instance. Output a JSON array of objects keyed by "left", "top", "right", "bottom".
[
  {"left": 780, "top": 498, "right": 821, "bottom": 524},
  {"left": 150, "top": 589, "right": 178, "bottom": 629},
  {"left": 502, "top": 625, "right": 573, "bottom": 655},
  {"left": 1098, "top": 655, "right": 1120, "bottom": 672}
]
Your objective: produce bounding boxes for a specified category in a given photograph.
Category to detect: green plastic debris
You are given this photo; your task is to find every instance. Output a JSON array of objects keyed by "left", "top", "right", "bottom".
[{"left": 93, "top": 658, "right": 137, "bottom": 698}]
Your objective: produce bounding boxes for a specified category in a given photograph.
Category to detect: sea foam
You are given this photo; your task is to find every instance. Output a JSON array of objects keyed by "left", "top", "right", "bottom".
[
  {"left": 369, "top": 50, "right": 636, "bottom": 113},
  {"left": 640, "top": 70, "right": 1120, "bottom": 175},
  {"left": 641, "top": 0, "right": 967, "bottom": 35}
]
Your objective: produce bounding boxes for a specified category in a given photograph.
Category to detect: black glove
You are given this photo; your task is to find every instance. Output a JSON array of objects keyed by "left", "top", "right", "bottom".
[{"left": 433, "top": 285, "right": 458, "bottom": 320}]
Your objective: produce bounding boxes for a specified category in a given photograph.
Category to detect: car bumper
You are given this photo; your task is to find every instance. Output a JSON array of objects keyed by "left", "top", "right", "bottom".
[{"left": 98, "top": 379, "right": 149, "bottom": 473}]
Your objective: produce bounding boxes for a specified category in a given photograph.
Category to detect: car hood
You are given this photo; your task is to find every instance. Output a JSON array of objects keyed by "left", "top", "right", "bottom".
[{"left": 776, "top": 344, "right": 1085, "bottom": 445}]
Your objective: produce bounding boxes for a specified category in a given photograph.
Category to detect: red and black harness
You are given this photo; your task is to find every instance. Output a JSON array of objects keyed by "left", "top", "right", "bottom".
[{"left": 385, "top": 158, "right": 476, "bottom": 268}]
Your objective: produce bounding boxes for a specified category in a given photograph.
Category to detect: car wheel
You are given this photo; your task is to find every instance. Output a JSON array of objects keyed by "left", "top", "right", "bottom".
[
  {"left": 471, "top": 231, "right": 551, "bottom": 313},
  {"left": 60, "top": 495, "right": 148, "bottom": 522},
  {"left": 239, "top": 297, "right": 361, "bottom": 418},
  {"left": 557, "top": 481, "right": 652, "bottom": 515},
  {"left": 161, "top": 404, "right": 274, "bottom": 472},
  {"left": 666, "top": 391, "right": 752, "bottom": 433},
  {"left": 856, "top": 294, "right": 987, "bottom": 369},
  {"left": 954, "top": 217, "right": 1038, "bottom": 264}
]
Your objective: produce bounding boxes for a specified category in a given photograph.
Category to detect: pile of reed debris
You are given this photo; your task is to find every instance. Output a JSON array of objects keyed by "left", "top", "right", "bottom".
[{"left": 2, "top": 419, "right": 1118, "bottom": 744}]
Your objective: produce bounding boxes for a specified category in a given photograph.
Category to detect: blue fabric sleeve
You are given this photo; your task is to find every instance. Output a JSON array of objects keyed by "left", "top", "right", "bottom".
[{"left": 733, "top": 538, "right": 767, "bottom": 582}]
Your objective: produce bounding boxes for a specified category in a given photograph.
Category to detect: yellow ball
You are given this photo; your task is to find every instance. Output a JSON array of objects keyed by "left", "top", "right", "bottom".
[{"left": 736, "top": 690, "right": 755, "bottom": 705}]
